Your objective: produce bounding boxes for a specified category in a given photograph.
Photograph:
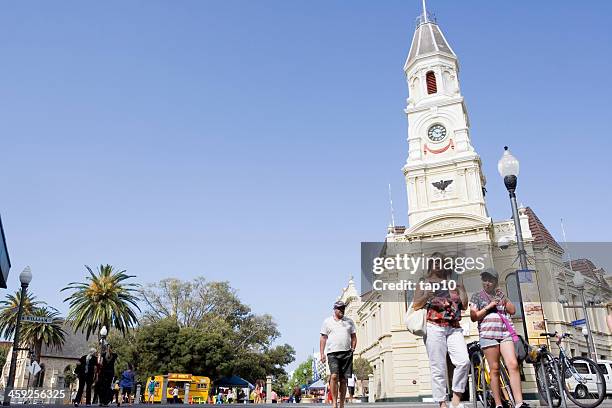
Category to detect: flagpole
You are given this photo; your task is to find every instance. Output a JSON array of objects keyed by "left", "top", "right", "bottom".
[{"left": 388, "top": 184, "right": 395, "bottom": 228}]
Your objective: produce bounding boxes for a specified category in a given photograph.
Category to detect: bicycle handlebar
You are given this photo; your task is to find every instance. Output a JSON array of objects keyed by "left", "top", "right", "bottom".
[{"left": 540, "top": 331, "right": 571, "bottom": 339}]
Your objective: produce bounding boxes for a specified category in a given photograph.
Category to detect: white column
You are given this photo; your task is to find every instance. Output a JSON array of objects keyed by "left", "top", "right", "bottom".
[
  {"left": 265, "top": 375, "right": 272, "bottom": 403},
  {"left": 183, "top": 382, "right": 190, "bottom": 404}
]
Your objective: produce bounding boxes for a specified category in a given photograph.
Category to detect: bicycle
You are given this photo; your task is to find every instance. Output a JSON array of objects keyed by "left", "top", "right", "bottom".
[
  {"left": 534, "top": 332, "right": 606, "bottom": 408},
  {"left": 468, "top": 341, "right": 516, "bottom": 408}
]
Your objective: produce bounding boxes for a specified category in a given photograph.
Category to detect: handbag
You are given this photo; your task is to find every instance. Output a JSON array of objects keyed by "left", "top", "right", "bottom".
[
  {"left": 498, "top": 311, "right": 529, "bottom": 363},
  {"left": 480, "top": 289, "right": 529, "bottom": 363},
  {"left": 405, "top": 301, "right": 427, "bottom": 336}
]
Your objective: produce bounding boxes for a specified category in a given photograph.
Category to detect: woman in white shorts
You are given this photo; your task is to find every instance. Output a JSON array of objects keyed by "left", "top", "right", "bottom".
[
  {"left": 469, "top": 269, "right": 528, "bottom": 408},
  {"left": 413, "top": 253, "right": 469, "bottom": 408}
]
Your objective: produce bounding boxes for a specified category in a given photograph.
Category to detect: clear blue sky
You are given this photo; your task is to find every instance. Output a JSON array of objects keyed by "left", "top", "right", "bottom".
[{"left": 1, "top": 1, "right": 611, "bottom": 371}]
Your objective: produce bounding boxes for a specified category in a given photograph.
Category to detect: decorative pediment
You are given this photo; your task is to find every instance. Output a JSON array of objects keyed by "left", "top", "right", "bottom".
[
  {"left": 407, "top": 213, "right": 491, "bottom": 235},
  {"left": 493, "top": 221, "right": 515, "bottom": 235}
]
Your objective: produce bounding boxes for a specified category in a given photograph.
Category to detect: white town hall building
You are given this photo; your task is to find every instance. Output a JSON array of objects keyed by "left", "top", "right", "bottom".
[{"left": 337, "top": 7, "right": 612, "bottom": 402}]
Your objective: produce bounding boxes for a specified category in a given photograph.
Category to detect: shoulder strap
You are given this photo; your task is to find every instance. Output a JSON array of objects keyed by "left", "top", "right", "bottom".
[
  {"left": 497, "top": 312, "right": 519, "bottom": 341},
  {"left": 482, "top": 290, "right": 518, "bottom": 341}
]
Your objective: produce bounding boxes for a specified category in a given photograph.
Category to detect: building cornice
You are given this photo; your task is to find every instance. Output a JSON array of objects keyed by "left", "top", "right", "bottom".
[
  {"left": 405, "top": 96, "right": 464, "bottom": 115},
  {"left": 402, "top": 151, "right": 481, "bottom": 173}
]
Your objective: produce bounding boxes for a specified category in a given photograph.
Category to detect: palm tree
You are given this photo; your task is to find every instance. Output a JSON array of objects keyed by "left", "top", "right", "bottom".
[
  {"left": 62, "top": 264, "right": 140, "bottom": 339},
  {"left": 21, "top": 307, "right": 66, "bottom": 362},
  {"left": 0, "top": 290, "right": 44, "bottom": 340}
]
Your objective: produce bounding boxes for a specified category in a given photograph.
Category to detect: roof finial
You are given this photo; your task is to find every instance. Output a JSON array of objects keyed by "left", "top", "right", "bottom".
[{"left": 422, "top": 0, "right": 428, "bottom": 23}]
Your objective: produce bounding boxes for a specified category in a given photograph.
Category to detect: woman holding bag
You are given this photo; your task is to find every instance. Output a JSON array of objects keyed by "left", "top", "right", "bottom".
[
  {"left": 413, "top": 253, "right": 469, "bottom": 408},
  {"left": 469, "top": 269, "right": 529, "bottom": 408}
]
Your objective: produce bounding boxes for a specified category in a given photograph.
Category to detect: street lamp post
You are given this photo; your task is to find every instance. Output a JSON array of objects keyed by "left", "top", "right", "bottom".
[
  {"left": 582, "top": 326, "right": 591, "bottom": 357},
  {"left": 497, "top": 147, "right": 530, "bottom": 341},
  {"left": 24, "top": 348, "right": 34, "bottom": 392},
  {"left": 3, "top": 267, "right": 33, "bottom": 406},
  {"left": 573, "top": 272, "right": 598, "bottom": 362},
  {"left": 99, "top": 325, "right": 108, "bottom": 354},
  {"left": 559, "top": 288, "right": 604, "bottom": 362}
]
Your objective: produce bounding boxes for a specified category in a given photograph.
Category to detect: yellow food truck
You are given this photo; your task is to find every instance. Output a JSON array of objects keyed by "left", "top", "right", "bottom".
[{"left": 145, "top": 373, "right": 210, "bottom": 404}]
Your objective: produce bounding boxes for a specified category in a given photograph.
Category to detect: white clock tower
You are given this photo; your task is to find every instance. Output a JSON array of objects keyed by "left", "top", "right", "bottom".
[{"left": 402, "top": 10, "right": 490, "bottom": 234}]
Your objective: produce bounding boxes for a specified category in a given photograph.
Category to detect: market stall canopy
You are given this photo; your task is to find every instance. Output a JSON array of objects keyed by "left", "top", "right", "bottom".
[
  {"left": 214, "top": 375, "right": 254, "bottom": 389},
  {"left": 307, "top": 379, "right": 326, "bottom": 390}
]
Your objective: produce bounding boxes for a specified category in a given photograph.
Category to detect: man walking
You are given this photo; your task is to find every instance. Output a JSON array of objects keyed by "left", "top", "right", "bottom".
[
  {"left": 74, "top": 348, "right": 97, "bottom": 407},
  {"left": 320, "top": 300, "right": 357, "bottom": 408}
]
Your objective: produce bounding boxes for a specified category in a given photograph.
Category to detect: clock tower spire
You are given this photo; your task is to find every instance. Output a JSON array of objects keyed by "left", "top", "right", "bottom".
[{"left": 402, "top": 9, "right": 490, "bottom": 233}]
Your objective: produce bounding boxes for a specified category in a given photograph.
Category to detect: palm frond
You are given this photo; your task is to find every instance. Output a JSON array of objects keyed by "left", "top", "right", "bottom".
[
  {"left": 0, "top": 291, "right": 45, "bottom": 339},
  {"left": 21, "top": 307, "right": 66, "bottom": 352},
  {"left": 62, "top": 264, "right": 141, "bottom": 339}
]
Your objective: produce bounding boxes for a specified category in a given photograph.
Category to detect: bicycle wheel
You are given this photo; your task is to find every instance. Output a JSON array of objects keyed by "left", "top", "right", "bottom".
[
  {"left": 535, "top": 353, "right": 561, "bottom": 408},
  {"left": 471, "top": 352, "right": 493, "bottom": 408},
  {"left": 499, "top": 362, "right": 516, "bottom": 408},
  {"left": 562, "top": 356, "right": 606, "bottom": 408}
]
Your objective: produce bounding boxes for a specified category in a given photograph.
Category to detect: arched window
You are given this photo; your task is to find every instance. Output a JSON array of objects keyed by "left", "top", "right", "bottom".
[
  {"left": 35, "top": 363, "right": 46, "bottom": 387},
  {"left": 426, "top": 71, "right": 437, "bottom": 94}
]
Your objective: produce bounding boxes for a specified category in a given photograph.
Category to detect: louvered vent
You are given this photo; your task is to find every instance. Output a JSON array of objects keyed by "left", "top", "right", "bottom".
[{"left": 426, "top": 71, "right": 437, "bottom": 94}]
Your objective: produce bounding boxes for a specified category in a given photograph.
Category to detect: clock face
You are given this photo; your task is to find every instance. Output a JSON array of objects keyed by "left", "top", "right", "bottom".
[{"left": 428, "top": 124, "right": 447, "bottom": 142}]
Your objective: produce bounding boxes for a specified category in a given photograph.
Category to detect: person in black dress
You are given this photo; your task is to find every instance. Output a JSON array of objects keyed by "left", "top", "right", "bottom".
[
  {"left": 96, "top": 345, "right": 118, "bottom": 406},
  {"left": 74, "top": 348, "right": 98, "bottom": 407}
]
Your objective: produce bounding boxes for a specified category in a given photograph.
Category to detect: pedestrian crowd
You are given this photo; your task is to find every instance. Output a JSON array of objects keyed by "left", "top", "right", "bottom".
[
  {"left": 73, "top": 253, "right": 541, "bottom": 408},
  {"left": 410, "top": 253, "right": 529, "bottom": 408},
  {"left": 73, "top": 343, "right": 136, "bottom": 407},
  {"left": 210, "top": 388, "right": 241, "bottom": 404},
  {"left": 319, "top": 252, "right": 535, "bottom": 408}
]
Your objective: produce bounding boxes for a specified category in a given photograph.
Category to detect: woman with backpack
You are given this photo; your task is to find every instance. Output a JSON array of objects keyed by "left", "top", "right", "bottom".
[
  {"left": 469, "top": 269, "right": 529, "bottom": 408},
  {"left": 146, "top": 377, "right": 156, "bottom": 404}
]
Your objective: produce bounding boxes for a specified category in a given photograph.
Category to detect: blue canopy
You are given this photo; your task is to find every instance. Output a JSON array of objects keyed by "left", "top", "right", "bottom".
[
  {"left": 214, "top": 375, "right": 254, "bottom": 389},
  {"left": 307, "top": 379, "right": 326, "bottom": 390}
]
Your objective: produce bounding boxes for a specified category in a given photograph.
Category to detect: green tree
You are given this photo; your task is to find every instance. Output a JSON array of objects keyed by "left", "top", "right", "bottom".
[
  {"left": 21, "top": 307, "right": 66, "bottom": 362},
  {"left": 113, "top": 317, "right": 295, "bottom": 383},
  {"left": 111, "top": 319, "right": 192, "bottom": 378},
  {"left": 172, "top": 325, "right": 237, "bottom": 378},
  {"left": 0, "top": 290, "right": 67, "bottom": 388},
  {"left": 0, "top": 290, "right": 43, "bottom": 339},
  {"left": 288, "top": 357, "right": 313, "bottom": 392},
  {"left": 139, "top": 277, "right": 294, "bottom": 382},
  {"left": 141, "top": 278, "right": 252, "bottom": 331},
  {"left": 141, "top": 278, "right": 282, "bottom": 350},
  {"left": 140, "top": 279, "right": 196, "bottom": 327},
  {"left": 259, "top": 343, "right": 295, "bottom": 377},
  {"left": 272, "top": 372, "right": 289, "bottom": 396},
  {"left": 107, "top": 318, "right": 233, "bottom": 380},
  {"left": 63, "top": 365, "right": 77, "bottom": 389},
  {"left": 231, "top": 313, "right": 279, "bottom": 351},
  {"left": 231, "top": 343, "right": 295, "bottom": 384},
  {"left": 108, "top": 330, "right": 138, "bottom": 378},
  {"left": 353, "top": 356, "right": 373, "bottom": 380},
  {"left": 62, "top": 264, "right": 140, "bottom": 339},
  {"left": 118, "top": 278, "right": 296, "bottom": 383}
]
